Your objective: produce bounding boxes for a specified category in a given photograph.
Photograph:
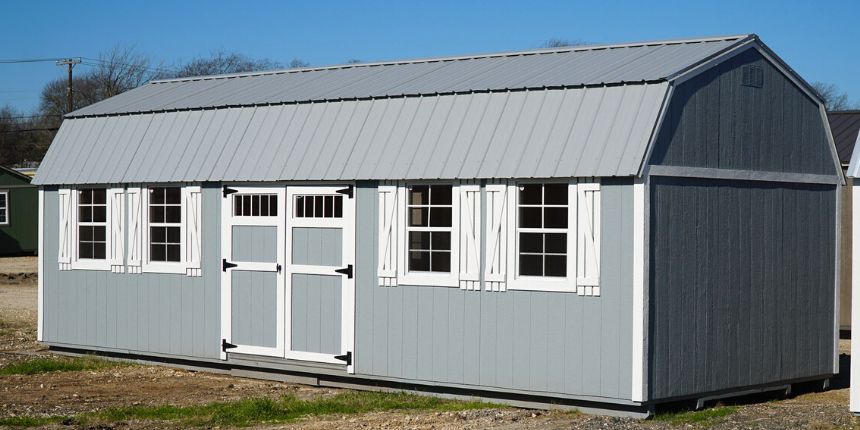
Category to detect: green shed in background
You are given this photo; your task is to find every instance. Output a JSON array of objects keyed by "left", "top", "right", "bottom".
[{"left": 0, "top": 166, "right": 38, "bottom": 255}]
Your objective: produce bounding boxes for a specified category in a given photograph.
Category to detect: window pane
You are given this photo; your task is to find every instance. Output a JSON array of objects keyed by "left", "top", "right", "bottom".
[
  {"left": 151, "top": 226, "right": 166, "bottom": 243},
  {"left": 93, "top": 226, "right": 106, "bottom": 242},
  {"left": 408, "top": 208, "right": 428, "bottom": 227},
  {"left": 519, "top": 184, "right": 542, "bottom": 205},
  {"left": 0, "top": 211, "right": 5, "bottom": 223},
  {"left": 409, "top": 231, "right": 430, "bottom": 250},
  {"left": 305, "top": 195, "right": 314, "bottom": 217},
  {"left": 93, "top": 242, "right": 106, "bottom": 259},
  {"left": 166, "top": 205, "right": 181, "bottom": 223},
  {"left": 409, "top": 251, "right": 430, "bottom": 271},
  {"left": 166, "top": 226, "right": 181, "bottom": 244},
  {"left": 151, "top": 188, "right": 164, "bottom": 204},
  {"left": 519, "top": 254, "right": 543, "bottom": 276},
  {"left": 519, "top": 207, "right": 542, "bottom": 228},
  {"left": 79, "top": 206, "right": 92, "bottom": 223},
  {"left": 261, "top": 197, "right": 270, "bottom": 216},
  {"left": 80, "top": 189, "right": 92, "bottom": 204},
  {"left": 544, "top": 255, "right": 567, "bottom": 277},
  {"left": 251, "top": 195, "right": 260, "bottom": 216},
  {"left": 544, "top": 233, "right": 567, "bottom": 253},
  {"left": 234, "top": 195, "right": 242, "bottom": 216},
  {"left": 544, "top": 184, "right": 568, "bottom": 205},
  {"left": 166, "top": 244, "right": 181, "bottom": 262},
  {"left": 165, "top": 187, "right": 181, "bottom": 204},
  {"left": 92, "top": 189, "right": 106, "bottom": 205},
  {"left": 429, "top": 207, "right": 451, "bottom": 227},
  {"left": 314, "top": 196, "right": 324, "bottom": 217},
  {"left": 150, "top": 206, "right": 165, "bottom": 223},
  {"left": 243, "top": 195, "right": 251, "bottom": 216},
  {"left": 79, "top": 226, "right": 93, "bottom": 242},
  {"left": 409, "top": 186, "right": 429, "bottom": 205},
  {"left": 324, "top": 196, "right": 334, "bottom": 217},
  {"left": 93, "top": 205, "right": 106, "bottom": 223},
  {"left": 430, "top": 185, "right": 452, "bottom": 205},
  {"left": 269, "top": 196, "right": 278, "bottom": 216},
  {"left": 295, "top": 196, "right": 304, "bottom": 217},
  {"left": 79, "top": 242, "right": 93, "bottom": 259},
  {"left": 334, "top": 195, "right": 343, "bottom": 218},
  {"left": 431, "top": 251, "right": 451, "bottom": 272},
  {"left": 0, "top": 194, "right": 6, "bottom": 205},
  {"left": 431, "top": 232, "right": 450, "bottom": 251},
  {"left": 544, "top": 207, "right": 567, "bottom": 229},
  {"left": 519, "top": 232, "right": 543, "bottom": 253},
  {"left": 151, "top": 244, "right": 166, "bottom": 261}
]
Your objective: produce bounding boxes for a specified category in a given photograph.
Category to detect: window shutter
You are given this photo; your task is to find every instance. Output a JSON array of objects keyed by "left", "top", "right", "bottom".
[
  {"left": 377, "top": 181, "right": 399, "bottom": 287},
  {"left": 184, "top": 186, "right": 203, "bottom": 277},
  {"left": 108, "top": 188, "right": 125, "bottom": 273},
  {"left": 576, "top": 182, "right": 601, "bottom": 296},
  {"left": 57, "top": 189, "right": 72, "bottom": 270},
  {"left": 459, "top": 182, "right": 481, "bottom": 290},
  {"left": 484, "top": 181, "right": 508, "bottom": 292},
  {"left": 127, "top": 187, "right": 142, "bottom": 274}
]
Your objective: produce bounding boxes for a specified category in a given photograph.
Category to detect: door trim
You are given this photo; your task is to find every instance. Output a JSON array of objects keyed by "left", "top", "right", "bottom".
[
  {"left": 219, "top": 186, "right": 286, "bottom": 359},
  {"left": 284, "top": 184, "right": 356, "bottom": 372}
]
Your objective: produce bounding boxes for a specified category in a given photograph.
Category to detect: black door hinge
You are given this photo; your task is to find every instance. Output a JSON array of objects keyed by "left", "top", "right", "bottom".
[
  {"left": 223, "top": 187, "right": 238, "bottom": 198},
  {"left": 335, "top": 264, "right": 353, "bottom": 279},
  {"left": 334, "top": 351, "right": 352, "bottom": 365},
  {"left": 336, "top": 185, "right": 354, "bottom": 199},
  {"left": 222, "top": 339, "right": 237, "bottom": 352},
  {"left": 222, "top": 259, "right": 238, "bottom": 272}
]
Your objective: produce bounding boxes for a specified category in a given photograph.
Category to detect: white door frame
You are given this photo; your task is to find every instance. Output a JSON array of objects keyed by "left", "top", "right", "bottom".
[
  {"left": 284, "top": 184, "right": 356, "bottom": 372},
  {"left": 219, "top": 186, "right": 286, "bottom": 359}
]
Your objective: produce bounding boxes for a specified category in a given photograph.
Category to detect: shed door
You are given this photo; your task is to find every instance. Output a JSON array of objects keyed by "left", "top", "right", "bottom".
[
  {"left": 285, "top": 185, "right": 355, "bottom": 371},
  {"left": 220, "top": 186, "right": 286, "bottom": 358}
]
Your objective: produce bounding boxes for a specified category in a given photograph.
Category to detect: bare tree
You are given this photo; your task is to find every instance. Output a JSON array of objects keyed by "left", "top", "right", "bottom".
[
  {"left": 0, "top": 105, "right": 53, "bottom": 166},
  {"left": 167, "top": 50, "right": 282, "bottom": 78},
  {"left": 811, "top": 81, "right": 857, "bottom": 111},
  {"left": 540, "top": 38, "right": 585, "bottom": 48},
  {"left": 345, "top": 59, "right": 362, "bottom": 64},
  {"left": 289, "top": 58, "right": 310, "bottom": 69}
]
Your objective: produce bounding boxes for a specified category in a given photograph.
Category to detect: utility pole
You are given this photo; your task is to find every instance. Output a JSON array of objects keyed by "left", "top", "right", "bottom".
[{"left": 56, "top": 58, "right": 81, "bottom": 113}]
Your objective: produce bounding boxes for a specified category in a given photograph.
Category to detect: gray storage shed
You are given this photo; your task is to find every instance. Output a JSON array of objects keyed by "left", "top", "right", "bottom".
[{"left": 34, "top": 34, "right": 841, "bottom": 416}]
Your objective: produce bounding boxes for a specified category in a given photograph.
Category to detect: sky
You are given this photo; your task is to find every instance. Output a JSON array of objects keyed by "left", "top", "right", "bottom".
[{"left": 1, "top": 0, "right": 858, "bottom": 113}]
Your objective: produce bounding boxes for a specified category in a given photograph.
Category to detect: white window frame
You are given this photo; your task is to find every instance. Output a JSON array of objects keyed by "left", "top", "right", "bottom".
[
  {"left": 141, "top": 185, "right": 187, "bottom": 274},
  {"left": 397, "top": 182, "right": 460, "bottom": 287},
  {"left": 0, "top": 190, "right": 8, "bottom": 225},
  {"left": 506, "top": 179, "right": 578, "bottom": 292},
  {"left": 71, "top": 187, "right": 112, "bottom": 271}
]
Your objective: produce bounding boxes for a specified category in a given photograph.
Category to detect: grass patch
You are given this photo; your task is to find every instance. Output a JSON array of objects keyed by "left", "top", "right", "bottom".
[
  {"left": 0, "top": 415, "right": 67, "bottom": 428},
  {"left": 654, "top": 405, "right": 737, "bottom": 426},
  {"left": 0, "top": 355, "right": 122, "bottom": 376},
  {"left": 85, "top": 391, "right": 494, "bottom": 427}
]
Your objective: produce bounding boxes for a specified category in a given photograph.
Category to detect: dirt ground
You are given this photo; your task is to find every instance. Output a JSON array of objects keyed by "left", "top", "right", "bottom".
[{"left": 1, "top": 256, "right": 859, "bottom": 429}]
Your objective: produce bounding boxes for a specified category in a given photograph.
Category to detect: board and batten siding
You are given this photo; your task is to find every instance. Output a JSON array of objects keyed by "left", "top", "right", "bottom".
[
  {"left": 40, "top": 185, "right": 222, "bottom": 360},
  {"left": 354, "top": 179, "right": 635, "bottom": 401},
  {"left": 648, "top": 177, "right": 837, "bottom": 400}
]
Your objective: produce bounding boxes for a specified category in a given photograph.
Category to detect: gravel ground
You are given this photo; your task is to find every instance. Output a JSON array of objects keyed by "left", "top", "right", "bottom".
[{"left": 1, "top": 256, "right": 859, "bottom": 429}]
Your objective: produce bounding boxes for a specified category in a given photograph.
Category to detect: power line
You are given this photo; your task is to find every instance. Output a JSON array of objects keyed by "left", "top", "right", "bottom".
[
  {"left": 0, "top": 127, "right": 59, "bottom": 134},
  {"left": 0, "top": 58, "right": 66, "bottom": 64}
]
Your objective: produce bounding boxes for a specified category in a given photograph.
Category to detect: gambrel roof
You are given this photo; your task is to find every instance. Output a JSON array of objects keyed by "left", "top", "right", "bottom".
[{"left": 36, "top": 34, "right": 781, "bottom": 185}]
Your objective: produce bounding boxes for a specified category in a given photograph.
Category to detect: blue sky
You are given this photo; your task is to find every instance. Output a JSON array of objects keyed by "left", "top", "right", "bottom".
[{"left": 1, "top": 0, "right": 858, "bottom": 113}]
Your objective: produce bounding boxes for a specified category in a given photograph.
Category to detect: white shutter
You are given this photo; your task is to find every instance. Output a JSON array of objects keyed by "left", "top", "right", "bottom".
[
  {"left": 576, "top": 182, "right": 601, "bottom": 296},
  {"left": 184, "top": 186, "right": 203, "bottom": 277},
  {"left": 108, "top": 188, "right": 125, "bottom": 273},
  {"left": 459, "top": 182, "right": 481, "bottom": 290},
  {"left": 127, "top": 187, "right": 142, "bottom": 274},
  {"left": 484, "top": 181, "right": 508, "bottom": 292},
  {"left": 57, "top": 189, "right": 72, "bottom": 271},
  {"left": 377, "top": 181, "right": 399, "bottom": 287}
]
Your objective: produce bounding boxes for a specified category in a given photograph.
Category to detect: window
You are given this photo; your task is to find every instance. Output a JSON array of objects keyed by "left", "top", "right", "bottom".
[
  {"left": 149, "top": 187, "right": 182, "bottom": 262},
  {"left": 0, "top": 191, "right": 7, "bottom": 225},
  {"left": 517, "top": 183, "right": 568, "bottom": 277},
  {"left": 77, "top": 188, "right": 107, "bottom": 260},
  {"left": 234, "top": 193, "right": 278, "bottom": 217},
  {"left": 294, "top": 194, "right": 341, "bottom": 218},
  {"left": 407, "top": 185, "right": 453, "bottom": 273}
]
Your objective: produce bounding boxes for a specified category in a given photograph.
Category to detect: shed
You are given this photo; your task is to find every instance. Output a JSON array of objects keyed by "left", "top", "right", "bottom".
[
  {"left": 829, "top": 111, "right": 860, "bottom": 334},
  {"left": 0, "top": 165, "right": 38, "bottom": 255},
  {"left": 34, "top": 34, "right": 841, "bottom": 416}
]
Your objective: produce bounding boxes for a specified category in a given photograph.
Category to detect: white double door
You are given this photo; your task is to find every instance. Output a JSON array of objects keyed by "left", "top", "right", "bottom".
[{"left": 220, "top": 185, "right": 355, "bottom": 371}]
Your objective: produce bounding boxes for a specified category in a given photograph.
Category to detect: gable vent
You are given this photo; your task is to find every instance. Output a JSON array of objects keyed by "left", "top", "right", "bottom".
[{"left": 741, "top": 65, "right": 764, "bottom": 88}]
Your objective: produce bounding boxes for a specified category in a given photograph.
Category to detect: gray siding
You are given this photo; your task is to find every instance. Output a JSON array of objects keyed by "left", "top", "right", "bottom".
[
  {"left": 649, "top": 49, "right": 837, "bottom": 176},
  {"left": 291, "top": 227, "right": 342, "bottom": 266},
  {"left": 354, "top": 179, "right": 635, "bottom": 401},
  {"left": 231, "top": 271, "right": 278, "bottom": 348},
  {"left": 648, "top": 177, "right": 836, "bottom": 400},
  {"left": 232, "top": 225, "right": 277, "bottom": 262},
  {"left": 291, "top": 274, "right": 342, "bottom": 355},
  {"left": 41, "top": 185, "right": 222, "bottom": 359}
]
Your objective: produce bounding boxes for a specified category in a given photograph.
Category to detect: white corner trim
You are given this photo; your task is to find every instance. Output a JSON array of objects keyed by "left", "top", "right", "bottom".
[
  {"left": 852, "top": 183, "right": 860, "bottom": 412},
  {"left": 631, "top": 179, "right": 646, "bottom": 402},
  {"left": 37, "top": 188, "right": 44, "bottom": 342}
]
